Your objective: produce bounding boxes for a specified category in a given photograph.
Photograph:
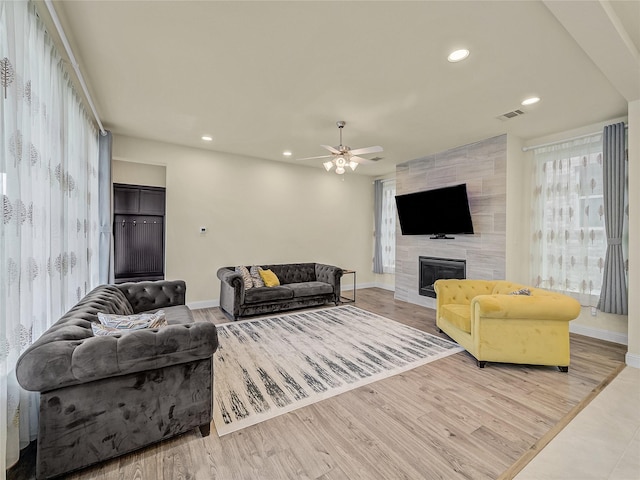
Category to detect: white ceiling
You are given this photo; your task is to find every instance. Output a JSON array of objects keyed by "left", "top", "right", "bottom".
[{"left": 48, "top": 0, "right": 639, "bottom": 176}]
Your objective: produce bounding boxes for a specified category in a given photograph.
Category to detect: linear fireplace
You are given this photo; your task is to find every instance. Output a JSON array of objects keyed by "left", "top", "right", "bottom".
[{"left": 419, "top": 256, "right": 466, "bottom": 298}]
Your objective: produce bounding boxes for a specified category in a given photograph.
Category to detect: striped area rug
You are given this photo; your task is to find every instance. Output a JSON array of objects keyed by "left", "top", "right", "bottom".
[{"left": 213, "top": 305, "right": 463, "bottom": 436}]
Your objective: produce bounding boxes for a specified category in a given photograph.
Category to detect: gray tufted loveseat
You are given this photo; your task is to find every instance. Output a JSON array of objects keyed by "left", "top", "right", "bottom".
[
  {"left": 16, "top": 280, "right": 219, "bottom": 479},
  {"left": 217, "top": 263, "right": 343, "bottom": 320}
]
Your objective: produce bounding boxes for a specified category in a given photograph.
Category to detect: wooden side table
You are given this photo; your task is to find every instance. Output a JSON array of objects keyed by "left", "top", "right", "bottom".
[{"left": 340, "top": 270, "right": 356, "bottom": 303}]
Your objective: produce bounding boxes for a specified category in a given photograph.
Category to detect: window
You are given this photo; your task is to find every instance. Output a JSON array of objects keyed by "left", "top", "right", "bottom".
[
  {"left": 374, "top": 179, "right": 396, "bottom": 274},
  {"left": 1, "top": 1, "right": 100, "bottom": 469},
  {"left": 530, "top": 134, "right": 605, "bottom": 306}
]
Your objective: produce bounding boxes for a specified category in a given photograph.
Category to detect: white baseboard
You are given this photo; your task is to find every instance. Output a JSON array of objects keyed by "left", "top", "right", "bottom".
[
  {"left": 342, "top": 282, "right": 375, "bottom": 291},
  {"left": 188, "top": 299, "right": 219, "bottom": 310},
  {"left": 625, "top": 352, "right": 640, "bottom": 369},
  {"left": 569, "top": 323, "right": 628, "bottom": 345},
  {"left": 341, "top": 282, "right": 395, "bottom": 292}
]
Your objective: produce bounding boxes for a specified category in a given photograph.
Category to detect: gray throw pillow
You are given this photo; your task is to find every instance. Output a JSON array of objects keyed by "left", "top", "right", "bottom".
[
  {"left": 250, "top": 265, "right": 265, "bottom": 288},
  {"left": 235, "top": 266, "right": 253, "bottom": 290}
]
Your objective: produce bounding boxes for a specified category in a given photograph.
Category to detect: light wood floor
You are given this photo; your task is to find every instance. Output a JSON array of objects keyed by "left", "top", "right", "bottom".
[{"left": 10, "top": 288, "right": 627, "bottom": 480}]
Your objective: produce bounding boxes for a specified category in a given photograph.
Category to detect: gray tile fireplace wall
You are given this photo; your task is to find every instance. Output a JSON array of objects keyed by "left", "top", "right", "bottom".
[{"left": 395, "top": 134, "right": 507, "bottom": 308}]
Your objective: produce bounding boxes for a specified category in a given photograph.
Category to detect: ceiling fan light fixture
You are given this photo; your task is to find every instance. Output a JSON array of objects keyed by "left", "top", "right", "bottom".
[{"left": 297, "top": 121, "right": 382, "bottom": 175}]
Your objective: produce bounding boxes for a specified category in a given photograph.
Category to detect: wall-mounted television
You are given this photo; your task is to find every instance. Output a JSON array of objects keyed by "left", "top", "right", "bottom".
[{"left": 395, "top": 183, "right": 474, "bottom": 238}]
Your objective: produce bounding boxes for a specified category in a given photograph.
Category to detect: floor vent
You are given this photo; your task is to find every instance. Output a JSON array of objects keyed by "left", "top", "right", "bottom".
[{"left": 497, "top": 109, "right": 525, "bottom": 121}]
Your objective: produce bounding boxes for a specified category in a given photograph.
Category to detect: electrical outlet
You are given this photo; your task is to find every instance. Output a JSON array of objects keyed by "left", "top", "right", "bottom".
[
  {"left": 590, "top": 306, "right": 597, "bottom": 316},
  {"left": 199, "top": 226, "right": 207, "bottom": 234}
]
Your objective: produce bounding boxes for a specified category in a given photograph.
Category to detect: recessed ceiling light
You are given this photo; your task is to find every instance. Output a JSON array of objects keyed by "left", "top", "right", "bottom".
[
  {"left": 201, "top": 135, "right": 213, "bottom": 141},
  {"left": 521, "top": 97, "right": 540, "bottom": 106},
  {"left": 447, "top": 49, "right": 470, "bottom": 63},
  {"left": 283, "top": 151, "right": 292, "bottom": 157}
]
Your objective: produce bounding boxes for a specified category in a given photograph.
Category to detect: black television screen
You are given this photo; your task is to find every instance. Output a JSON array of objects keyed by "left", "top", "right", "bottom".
[{"left": 395, "top": 184, "right": 474, "bottom": 237}]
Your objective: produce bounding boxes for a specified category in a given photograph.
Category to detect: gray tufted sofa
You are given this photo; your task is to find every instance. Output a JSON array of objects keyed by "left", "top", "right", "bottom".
[
  {"left": 217, "top": 263, "right": 343, "bottom": 320},
  {"left": 16, "top": 280, "right": 219, "bottom": 479}
]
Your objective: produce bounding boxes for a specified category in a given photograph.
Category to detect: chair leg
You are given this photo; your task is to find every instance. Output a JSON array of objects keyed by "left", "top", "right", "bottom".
[
  {"left": 477, "top": 360, "right": 486, "bottom": 368},
  {"left": 558, "top": 366, "right": 569, "bottom": 373},
  {"left": 199, "top": 423, "right": 211, "bottom": 437}
]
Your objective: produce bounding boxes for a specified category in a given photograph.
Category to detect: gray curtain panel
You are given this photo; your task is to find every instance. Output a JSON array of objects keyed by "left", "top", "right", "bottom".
[
  {"left": 98, "top": 131, "right": 114, "bottom": 284},
  {"left": 597, "top": 122, "right": 628, "bottom": 314},
  {"left": 373, "top": 179, "right": 384, "bottom": 274}
]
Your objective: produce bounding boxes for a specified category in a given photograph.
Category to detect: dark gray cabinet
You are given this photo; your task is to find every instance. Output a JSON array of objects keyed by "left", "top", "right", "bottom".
[
  {"left": 113, "top": 184, "right": 166, "bottom": 283},
  {"left": 114, "top": 184, "right": 165, "bottom": 215}
]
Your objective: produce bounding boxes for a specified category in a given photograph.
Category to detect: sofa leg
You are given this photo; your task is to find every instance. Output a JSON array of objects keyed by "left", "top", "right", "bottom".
[
  {"left": 199, "top": 423, "right": 211, "bottom": 437},
  {"left": 477, "top": 360, "right": 486, "bottom": 368},
  {"left": 558, "top": 366, "right": 569, "bottom": 373}
]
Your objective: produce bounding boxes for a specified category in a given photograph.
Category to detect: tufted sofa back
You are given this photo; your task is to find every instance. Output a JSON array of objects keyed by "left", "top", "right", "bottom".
[
  {"left": 262, "top": 263, "right": 317, "bottom": 284},
  {"left": 434, "top": 279, "right": 561, "bottom": 309},
  {"left": 491, "top": 280, "right": 527, "bottom": 295},
  {"left": 39, "top": 285, "right": 134, "bottom": 340},
  {"left": 434, "top": 279, "right": 495, "bottom": 306},
  {"left": 116, "top": 280, "right": 186, "bottom": 313}
]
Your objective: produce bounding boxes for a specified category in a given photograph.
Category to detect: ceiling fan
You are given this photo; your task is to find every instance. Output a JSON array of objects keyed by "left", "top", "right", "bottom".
[{"left": 298, "top": 121, "right": 383, "bottom": 174}]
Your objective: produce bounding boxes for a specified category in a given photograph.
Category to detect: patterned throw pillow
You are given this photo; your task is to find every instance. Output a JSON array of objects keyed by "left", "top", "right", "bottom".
[
  {"left": 259, "top": 269, "right": 280, "bottom": 287},
  {"left": 235, "top": 266, "right": 253, "bottom": 290},
  {"left": 509, "top": 288, "right": 531, "bottom": 296},
  {"left": 250, "top": 265, "right": 265, "bottom": 288},
  {"left": 92, "top": 310, "right": 168, "bottom": 336},
  {"left": 91, "top": 323, "right": 125, "bottom": 336}
]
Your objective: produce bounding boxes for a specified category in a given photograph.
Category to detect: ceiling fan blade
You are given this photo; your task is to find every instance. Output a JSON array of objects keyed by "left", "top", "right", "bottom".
[
  {"left": 296, "top": 154, "right": 333, "bottom": 161},
  {"left": 349, "top": 145, "right": 383, "bottom": 156},
  {"left": 351, "top": 155, "right": 380, "bottom": 165},
  {"left": 321, "top": 144, "right": 341, "bottom": 154}
]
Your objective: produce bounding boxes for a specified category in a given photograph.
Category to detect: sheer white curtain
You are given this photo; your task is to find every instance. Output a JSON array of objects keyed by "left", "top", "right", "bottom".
[
  {"left": 380, "top": 180, "right": 396, "bottom": 274},
  {"left": 530, "top": 134, "right": 606, "bottom": 306},
  {"left": 373, "top": 179, "right": 396, "bottom": 274},
  {"left": 1, "top": 1, "right": 100, "bottom": 471}
]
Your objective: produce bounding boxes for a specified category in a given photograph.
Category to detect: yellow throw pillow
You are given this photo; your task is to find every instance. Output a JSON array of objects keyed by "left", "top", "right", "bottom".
[{"left": 259, "top": 269, "right": 280, "bottom": 287}]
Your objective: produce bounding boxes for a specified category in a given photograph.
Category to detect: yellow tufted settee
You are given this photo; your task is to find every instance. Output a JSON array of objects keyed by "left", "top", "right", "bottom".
[{"left": 433, "top": 279, "right": 581, "bottom": 371}]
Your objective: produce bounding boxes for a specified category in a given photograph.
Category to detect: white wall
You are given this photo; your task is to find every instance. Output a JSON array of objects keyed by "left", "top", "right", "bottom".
[
  {"left": 505, "top": 134, "right": 528, "bottom": 284},
  {"left": 113, "top": 159, "right": 166, "bottom": 187},
  {"left": 371, "top": 172, "right": 398, "bottom": 291},
  {"left": 112, "top": 135, "right": 375, "bottom": 306},
  {"left": 627, "top": 100, "right": 639, "bottom": 366}
]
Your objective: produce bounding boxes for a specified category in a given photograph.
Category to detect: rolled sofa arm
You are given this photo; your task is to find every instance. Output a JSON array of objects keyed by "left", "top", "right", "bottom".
[
  {"left": 116, "top": 279, "right": 186, "bottom": 313},
  {"left": 315, "top": 264, "right": 343, "bottom": 301},
  {"left": 16, "top": 321, "right": 219, "bottom": 392},
  {"left": 217, "top": 267, "right": 243, "bottom": 288},
  {"left": 315, "top": 263, "right": 343, "bottom": 286},
  {"left": 472, "top": 293, "right": 581, "bottom": 321},
  {"left": 217, "top": 267, "right": 244, "bottom": 319}
]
